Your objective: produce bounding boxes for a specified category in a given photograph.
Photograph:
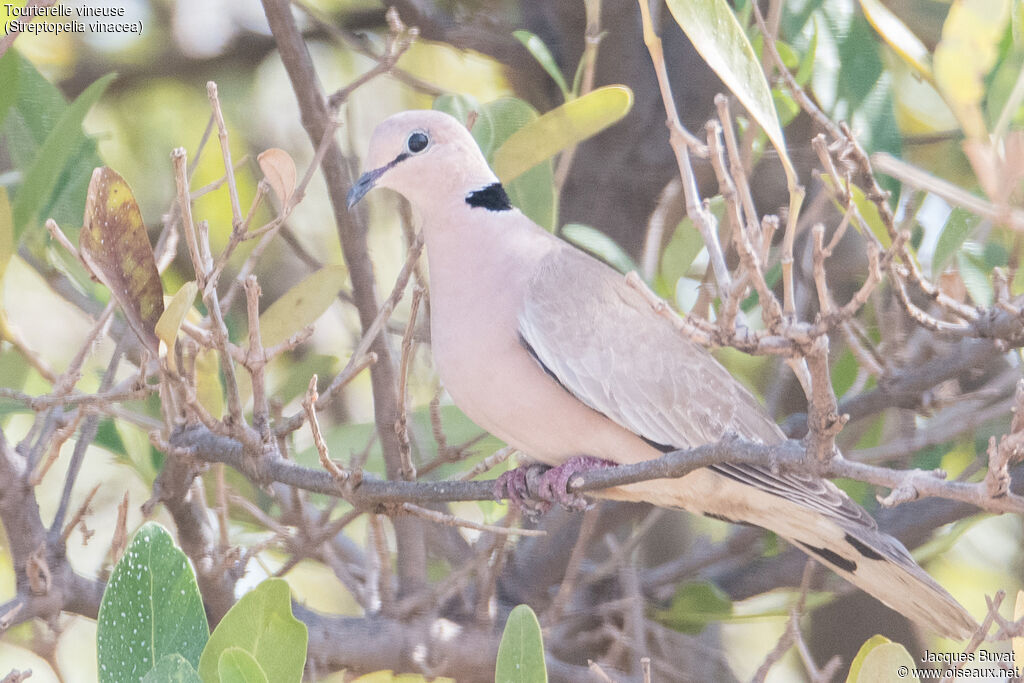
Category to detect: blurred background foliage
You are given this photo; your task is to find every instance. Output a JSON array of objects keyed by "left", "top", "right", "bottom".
[{"left": 1, "top": 0, "right": 1023, "bottom": 680}]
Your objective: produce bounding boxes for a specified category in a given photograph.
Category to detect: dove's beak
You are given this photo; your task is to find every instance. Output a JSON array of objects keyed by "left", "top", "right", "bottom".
[{"left": 347, "top": 166, "right": 386, "bottom": 209}]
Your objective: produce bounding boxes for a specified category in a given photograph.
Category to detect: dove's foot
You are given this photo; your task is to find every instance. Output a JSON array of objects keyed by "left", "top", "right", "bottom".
[
  {"left": 494, "top": 456, "right": 615, "bottom": 519},
  {"left": 494, "top": 464, "right": 551, "bottom": 518}
]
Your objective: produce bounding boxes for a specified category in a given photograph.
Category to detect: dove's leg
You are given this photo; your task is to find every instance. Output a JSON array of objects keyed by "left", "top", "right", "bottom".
[{"left": 494, "top": 456, "right": 616, "bottom": 516}]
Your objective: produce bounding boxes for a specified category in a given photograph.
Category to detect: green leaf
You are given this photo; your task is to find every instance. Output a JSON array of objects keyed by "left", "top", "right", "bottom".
[
  {"left": 198, "top": 578, "right": 308, "bottom": 683},
  {"left": 492, "top": 86, "right": 633, "bottom": 183},
  {"left": 770, "top": 39, "right": 800, "bottom": 70},
  {"left": 831, "top": 347, "right": 859, "bottom": 399},
  {"left": 0, "top": 346, "right": 31, "bottom": 405},
  {"left": 97, "top": 522, "right": 209, "bottom": 682},
  {"left": 432, "top": 94, "right": 481, "bottom": 135},
  {"left": 513, "top": 30, "right": 570, "bottom": 99},
  {"left": 932, "top": 208, "right": 978, "bottom": 277},
  {"left": 495, "top": 604, "right": 547, "bottom": 683},
  {"left": 846, "top": 635, "right": 917, "bottom": 682},
  {"left": 156, "top": 281, "right": 199, "bottom": 359},
  {"left": 788, "top": 2, "right": 902, "bottom": 163},
  {"left": 94, "top": 418, "right": 129, "bottom": 460},
  {"left": 195, "top": 348, "right": 225, "bottom": 419},
  {"left": 435, "top": 95, "right": 558, "bottom": 231},
  {"left": 11, "top": 72, "right": 115, "bottom": 243},
  {"left": 298, "top": 403, "right": 502, "bottom": 488},
  {"left": 957, "top": 246, "right": 993, "bottom": 307},
  {"left": 218, "top": 648, "right": 269, "bottom": 683},
  {"left": 846, "top": 634, "right": 892, "bottom": 681},
  {"left": 651, "top": 581, "right": 733, "bottom": 634},
  {"left": 665, "top": 0, "right": 797, "bottom": 184},
  {"left": 3, "top": 56, "right": 103, "bottom": 225},
  {"left": 141, "top": 654, "right": 202, "bottom": 683},
  {"left": 934, "top": 0, "right": 1011, "bottom": 138},
  {"left": 435, "top": 95, "right": 535, "bottom": 159},
  {"left": 819, "top": 176, "right": 892, "bottom": 248},
  {"left": 258, "top": 266, "right": 348, "bottom": 348},
  {"left": 859, "top": 0, "right": 932, "bottom": 81},
  {"left": 660, "top": 221, "right": 707, "bottom": 288},
  {"left": 561, "top": 223, "right": 637, "bottom": 274},
  {"left": 0, "top": 51, "right": 19, "bottom": 133},
  {"left": 795, "top": 22, "right": 818, "bottom": 87}
]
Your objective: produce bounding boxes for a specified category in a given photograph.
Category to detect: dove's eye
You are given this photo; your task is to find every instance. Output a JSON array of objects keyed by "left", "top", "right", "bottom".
[{"left": 406, "top": 131, "right": 430, "bottom": 154}]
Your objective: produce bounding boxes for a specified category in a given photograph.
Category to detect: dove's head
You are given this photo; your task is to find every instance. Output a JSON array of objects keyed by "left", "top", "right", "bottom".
[{"left": 347, "top": 110, "right": 499, "bottom": 211}]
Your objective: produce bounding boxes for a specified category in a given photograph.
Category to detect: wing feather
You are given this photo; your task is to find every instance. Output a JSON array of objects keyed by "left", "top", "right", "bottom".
[{"left": 517, "top": 247, "right": 875, "bottom": 529}]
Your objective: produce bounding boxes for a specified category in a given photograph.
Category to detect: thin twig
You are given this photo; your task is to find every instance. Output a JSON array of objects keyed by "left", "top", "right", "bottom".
[
  {"left": 401, "top": 503, "right": 546, "bottom": 537},
  {"left": 206, "top": 82, "right": 244, "bottom": 228},
  {"left": 395, "top": 286, "right": 424, "bottom": 480}
]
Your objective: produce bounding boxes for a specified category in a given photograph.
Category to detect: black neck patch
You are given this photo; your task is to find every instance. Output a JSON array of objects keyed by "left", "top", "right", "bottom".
[{"left": 466, "top": 183, "right": 512, "bottom": 211}]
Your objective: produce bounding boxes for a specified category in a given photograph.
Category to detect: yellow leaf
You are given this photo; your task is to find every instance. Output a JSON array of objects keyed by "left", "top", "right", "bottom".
[
  {"left": 79, "top": 167, "right": 164, "bottom": 353},
  {"left": 155, "top": 281, "right": 198, "bottom": 367},
  {"left": 257, "top": 148, "right": 297, "bottom": 206},
  {"left": 860, "top": 0, "right": 932, "bottom": 81},
  {"left": 257, "top": 266, "right": 348, "bottom": 348},
  {"left": 888, "top": 56, "right": 958, "bottom": 135},
  {"left": 847, "top": 635, "right": 918, "bottom": 682},
  {"left": 492, "top": 86, "right": 633, "bottom": 183},
  {"left": 195, "top": 348, "right": 225, "bottom": 419},
  {"left": 933, "top": 0, "right": 1011, "bottom": 139}
]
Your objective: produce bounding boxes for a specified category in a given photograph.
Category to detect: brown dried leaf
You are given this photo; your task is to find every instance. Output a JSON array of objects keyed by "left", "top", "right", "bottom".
[
  {"left": 110, "top": 491, "right": 130, "bottom": 565},
  {"left": 938, "top": 270, "right": 967, "bottom": 303},
  {"left": 80, "top": 167, "right": 164, "bottom": 353},
  {"left": 257, "top": 148, "right": 297, "bottom": 206}
]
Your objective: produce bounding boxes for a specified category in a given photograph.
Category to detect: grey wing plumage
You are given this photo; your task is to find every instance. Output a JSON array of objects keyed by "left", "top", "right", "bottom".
[
  {"left": 517, "top": 246, "right": 976, "bottom": 638},
  {"left": 518, "top": 247, "right": 874, "bottom": 528}
]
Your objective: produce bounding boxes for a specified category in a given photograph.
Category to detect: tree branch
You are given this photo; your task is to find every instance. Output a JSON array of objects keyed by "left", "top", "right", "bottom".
[{"left": 260, "top": 0, "right": 426, "bottom": 595}]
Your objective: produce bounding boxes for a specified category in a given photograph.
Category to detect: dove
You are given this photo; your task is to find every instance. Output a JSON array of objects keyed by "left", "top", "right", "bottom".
[{"left": 347, "top": 109, "right": 976, "bottom": 639}]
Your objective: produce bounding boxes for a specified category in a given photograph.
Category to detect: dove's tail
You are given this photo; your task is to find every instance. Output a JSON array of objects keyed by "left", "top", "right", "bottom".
[{"left": 613, "top": 465, "right": 978, "bottom": 639}]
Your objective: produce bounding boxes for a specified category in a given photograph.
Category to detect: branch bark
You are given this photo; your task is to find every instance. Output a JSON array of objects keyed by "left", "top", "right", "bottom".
[{"left": 260, "top": 0, "right": 426, "bottom": 595}]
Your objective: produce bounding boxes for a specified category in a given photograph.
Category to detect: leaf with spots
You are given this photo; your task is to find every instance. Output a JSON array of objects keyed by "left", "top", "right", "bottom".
[
  {"left": 198, "top": 578, "right": 307, "bottom": 683},
  {"left": 80, "top": 167, "right": 165, "bottom": 353},
  {"left": 97, "top": 522, "right": 209, "bottom": 683},
  {"left": 495, "top": 604, "right": 547, "bottom": 683}
]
